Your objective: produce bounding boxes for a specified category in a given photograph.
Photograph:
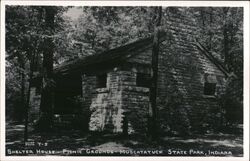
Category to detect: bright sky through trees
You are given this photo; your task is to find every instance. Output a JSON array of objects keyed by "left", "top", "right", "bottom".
[{"left": 63, "top": 7, "right": 82, "bottom": 20}]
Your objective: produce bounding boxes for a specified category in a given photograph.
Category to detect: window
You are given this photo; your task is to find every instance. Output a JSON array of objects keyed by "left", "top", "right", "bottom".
[
  {"left": 203, "top": 74, "right": 217, "bottom": 96},
  {"left": 136, "top": 73, "right": 151, "bottom": 88},
  {"left": 96, "top": 73, "right": 107, "bottom": 88},
  {"left": 204, "top": 82, "right": 216, "bottom": 95}
]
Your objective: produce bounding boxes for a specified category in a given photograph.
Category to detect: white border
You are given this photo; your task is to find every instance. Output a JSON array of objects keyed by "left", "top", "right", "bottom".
[{"left": 0, "top": 1, "right": 249, "bottom": 161}]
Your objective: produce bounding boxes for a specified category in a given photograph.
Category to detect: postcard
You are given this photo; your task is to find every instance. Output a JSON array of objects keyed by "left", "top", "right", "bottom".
[{"left": 0, "top": 1, "right": 249, "bottom": 161}]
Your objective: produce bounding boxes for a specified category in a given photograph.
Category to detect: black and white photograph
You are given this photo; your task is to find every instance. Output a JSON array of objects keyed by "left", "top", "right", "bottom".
[{"left": 0, "top": 0, "right": 249, "bottom": 160}]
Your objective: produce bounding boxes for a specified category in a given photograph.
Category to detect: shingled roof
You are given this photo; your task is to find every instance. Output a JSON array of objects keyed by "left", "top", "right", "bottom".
[
  {"left": 54, "top": 33, "right": 167, "bottom": 76},
  {"left": 54, "top": 32, "right": 229, "bottom": 78}
]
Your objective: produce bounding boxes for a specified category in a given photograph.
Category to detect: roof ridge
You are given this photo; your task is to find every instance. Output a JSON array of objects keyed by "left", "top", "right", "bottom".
[{"left": 194, "top": 40, "right": 231, "bottom": 77}]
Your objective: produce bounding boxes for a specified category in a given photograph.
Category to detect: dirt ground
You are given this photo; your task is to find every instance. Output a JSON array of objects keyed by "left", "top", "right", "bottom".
[{"left": 5, "top": 122, "right": 243, "bottom": 157}]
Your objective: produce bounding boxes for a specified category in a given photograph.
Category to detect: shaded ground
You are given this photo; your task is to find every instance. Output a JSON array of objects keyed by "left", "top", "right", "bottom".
[{"left": 5, "top": 122, "right": 243, "bottom": 157}]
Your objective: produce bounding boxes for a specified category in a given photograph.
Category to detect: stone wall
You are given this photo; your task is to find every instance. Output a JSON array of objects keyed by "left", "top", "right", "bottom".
[
  {"left": 127, "top": 48, "right": 152, "bottom": 65},
  {"left": 82, "top": 75, "right": 97, "bottom": 112},
  {"left": 119, "top": 70, "right": 150, "bottom": 134},
  {"left": 122, "top": 85, "right": 149, "bottom": 134},
  {"left": 157, "top": 8, "right": 226, "bottom": 133},
  {"left": 124, "top": 8, "right": 227, "bottom": 134},
  {"left": 45, "top": 7, "right": 227, "bottom": 134},
  {"left": 88, "top": 70, "right": 124, "bottom": 132},
  {"left": 88, "top": 68, "right": 150, "bottom": 134}
]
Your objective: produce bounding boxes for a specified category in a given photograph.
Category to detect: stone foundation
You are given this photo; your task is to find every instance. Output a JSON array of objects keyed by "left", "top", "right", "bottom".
[
  {"left": 88, "top": 69, "right": 150, "bottom": 134},
  {"left": 89, "top": 71, "right": 124, "bottom": 132}
]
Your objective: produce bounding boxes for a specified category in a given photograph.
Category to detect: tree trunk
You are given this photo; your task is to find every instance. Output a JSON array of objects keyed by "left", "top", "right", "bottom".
[
  {"left": 24, "top": 49, "right": 35, "bottom": 142},
  {"left": 38, "top": 7, "right": 56, "bottom": 131},
  {"left": 22, "top": 59, "right": 28, "bottom": 141},
  {"left": 223, "top": 28, "right": 230, "bottom": 71},
  {"left": 19, "top": 56, "right": 25, "bottom": 122},
  {"left": 149, "top": 6, "right": 162, "bottom": 139},
  {"left": 222, "top": 8, "right": 230, "bottom": 71}
]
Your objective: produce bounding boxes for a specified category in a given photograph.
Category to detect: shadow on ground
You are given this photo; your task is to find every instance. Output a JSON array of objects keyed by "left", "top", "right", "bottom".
[{"left": 5, "top": 122, "right": 243, "bottom": 157}]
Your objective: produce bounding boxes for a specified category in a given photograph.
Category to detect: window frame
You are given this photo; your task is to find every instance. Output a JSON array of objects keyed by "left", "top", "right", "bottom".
[
  {"left": 96, "top": 73, "right": 107, "bottom": 88},
  {"left": 136, "top": 73, "right": 151, "bottom": 88}
]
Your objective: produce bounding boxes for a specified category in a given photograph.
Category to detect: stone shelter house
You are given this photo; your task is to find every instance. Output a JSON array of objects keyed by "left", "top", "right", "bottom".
[{"left": 29, "top": 9, "right": 231, "bottom": 135}]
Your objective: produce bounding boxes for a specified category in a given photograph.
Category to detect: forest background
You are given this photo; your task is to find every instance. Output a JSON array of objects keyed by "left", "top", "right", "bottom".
[{"left": 5, "top": 6, "right": 243, "bottom": 132}]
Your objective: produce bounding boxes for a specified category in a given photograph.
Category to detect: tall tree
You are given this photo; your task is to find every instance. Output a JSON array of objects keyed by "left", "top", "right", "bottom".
[
  {"left": 192, "top": 7, "right": 243, "bottom": 125},
  {"left": 194, "top": 7, "right": 243, "bottom": 75},
  {"left": 6, "top": 6, "right": 68, "bottom": 139},
  {"left": 149, "top": 6, "right": 162, "bottom": 139},
  {"left": 38, "top": 7, "right": 57, "bottom": 131}
]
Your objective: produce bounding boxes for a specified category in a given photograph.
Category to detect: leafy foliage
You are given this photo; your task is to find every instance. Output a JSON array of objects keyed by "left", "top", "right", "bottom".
[
  {"left": 193, "top": 7, "right": 243, "bottom": 75},
  {"left": 56, "top": 6, "right": 157, "bottom": 62},
  {"left": 5, "top": 6, "right": 67, "bottom": 121},
  {"left": 5, "top": 6, "right": 243, "bottom": 132}
]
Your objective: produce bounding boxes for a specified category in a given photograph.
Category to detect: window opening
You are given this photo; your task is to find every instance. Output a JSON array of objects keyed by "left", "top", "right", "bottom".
[
  {"left": 96, "top": 73, "right": 107, "bottom": 88},
  {"left": 136, "top": 73, "right": 151, "bottom": 88},
  {"left": 204, "top": 82, "right": 216, "bottom": 95}
]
